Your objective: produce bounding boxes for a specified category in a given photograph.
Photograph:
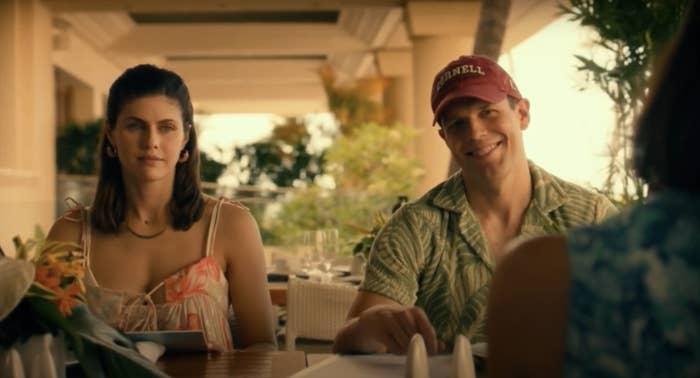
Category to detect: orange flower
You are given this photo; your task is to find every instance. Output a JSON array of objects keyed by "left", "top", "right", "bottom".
[
  {"left": 34, "top": 265, "right": 61, "bottom": 290},
  {"left": 53, "top": 281, "right": 83, "bottom": 316}
]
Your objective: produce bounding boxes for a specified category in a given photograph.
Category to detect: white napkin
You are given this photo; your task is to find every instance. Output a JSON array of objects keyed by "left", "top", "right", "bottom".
[{"left": 135, "top": 341, "right": 166, "bottom": 363}]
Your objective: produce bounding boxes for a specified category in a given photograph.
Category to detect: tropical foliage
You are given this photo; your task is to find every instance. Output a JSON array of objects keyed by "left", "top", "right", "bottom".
[
  {"left": 560, "top": 0, "right": 691, "bottom": 204},
  {"left": 318, "top": 64, "right": 388, "bottom": 135},
  {"left": 228, "top": 66, "right": 423, "bottom": 254},
  {"left": 351, "top": 196, "right": 408, "bottom": 259},
  {"left": 232, "top": 118, "right": 327, "bottom": 188},
  {"left": 199, "top": 150, "right": 228, "bottom": 183},
  {"left": 264, "top": 122, "right": 424, "bottom": 254},
  {"left": 56, "top": 119, "right": 102, "bottom": 175}
]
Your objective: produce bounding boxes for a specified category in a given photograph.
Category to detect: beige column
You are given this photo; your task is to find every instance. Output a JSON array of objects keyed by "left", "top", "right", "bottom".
[
  {"left": 406, "top": 0, "right": 480, "bottom": 195},
  {"left": 0, "top": 0, "right": 18, "bottom": 168},
  {"left": 412, "top": 36, "right": 474, "bottom": 194},
  {"left": 0, "top": 0, "right": 55, "bottom": 254},
  {"left": 378, "top": 48, "right": 415, "bottom": 157},
  {"left": 384, "top": 73, "right": 414, "bottom": 129}
]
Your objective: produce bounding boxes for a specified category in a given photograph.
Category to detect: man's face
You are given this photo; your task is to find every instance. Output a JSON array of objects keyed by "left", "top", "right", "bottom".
[{"left": 438, "top": 97, "right": 530, "bottom": 182}]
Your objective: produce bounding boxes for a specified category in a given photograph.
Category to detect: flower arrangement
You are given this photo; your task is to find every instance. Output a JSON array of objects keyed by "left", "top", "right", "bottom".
[{"left": 0, "top": 227, "right": 167, "bottom": 377}]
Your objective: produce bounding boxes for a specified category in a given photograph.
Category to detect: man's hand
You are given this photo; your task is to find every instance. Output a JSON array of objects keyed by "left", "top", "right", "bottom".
[
  {"left": 333, "top": 291, "right": 445, "bottom": 355},
  {"left": 358, "top": 304, "right": 442, "bottom": 354}
]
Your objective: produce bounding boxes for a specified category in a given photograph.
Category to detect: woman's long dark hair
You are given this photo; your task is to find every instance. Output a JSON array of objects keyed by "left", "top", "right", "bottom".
[
  {"left": 92, "top": 64, "right": 205, "bottom": 233},
  {"left": 633, "top": 0, "right": 699, "bottom": 192}
]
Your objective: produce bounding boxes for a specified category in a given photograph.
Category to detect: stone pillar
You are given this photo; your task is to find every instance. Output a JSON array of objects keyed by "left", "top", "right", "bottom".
[
  {"left": 0, "top": 0, "right": 19, "bottom": 168},
  {"left": 412, "top": 35, "right": 473, "bottom": 194},
  {"left": 405, "top": 1, "right": 481, "bottom": 195},
  {"left": 384, "top": 74, "right": 414, "bottom": 128},
  {"left": 380, "top": 49, "right": 414, "bottom": 129},
  {"left": 0, "top": 0, "right": 55, "bottom": 254}
]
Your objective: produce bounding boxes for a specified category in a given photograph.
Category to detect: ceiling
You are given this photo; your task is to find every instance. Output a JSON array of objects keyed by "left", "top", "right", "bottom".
[{"left": 44, "top": 0, "right": 557, "bottom": 116}]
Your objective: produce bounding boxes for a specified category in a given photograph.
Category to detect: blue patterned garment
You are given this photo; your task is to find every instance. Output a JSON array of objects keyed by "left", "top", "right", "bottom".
[{"left": 565, "top": 191, "right": 700, "bottom": 377}]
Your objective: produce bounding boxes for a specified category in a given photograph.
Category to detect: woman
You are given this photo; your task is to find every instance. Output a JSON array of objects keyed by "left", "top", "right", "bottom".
[
  {"left": 487, "top": 2, "right": 699, "bottom": 377},
  {"left": 48, "top": 64, "right": 276, "bottom": 352}
]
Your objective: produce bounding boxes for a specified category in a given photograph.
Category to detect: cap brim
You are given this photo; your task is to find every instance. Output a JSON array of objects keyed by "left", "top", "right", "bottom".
[{"left": 432, "top": 84, "right": 507, "bottom": 126}]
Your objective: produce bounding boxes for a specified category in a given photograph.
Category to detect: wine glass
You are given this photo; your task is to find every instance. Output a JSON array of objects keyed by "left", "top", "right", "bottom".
[
  {"left": 318, "top": 228, "right": 339, "bottom": 283},
  {"left": 299, "top": 230, "right": 320, "bottom": 278}
]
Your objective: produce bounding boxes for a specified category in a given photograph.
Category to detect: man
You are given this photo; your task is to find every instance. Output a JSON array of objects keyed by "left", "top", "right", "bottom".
[{"left": 333, "top": 55, "right": 617, "bottom": 355}]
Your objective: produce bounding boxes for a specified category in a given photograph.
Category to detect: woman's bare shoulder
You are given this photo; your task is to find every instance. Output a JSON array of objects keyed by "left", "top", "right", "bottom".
[
  {"left": 209, "top": 196, "right": 253, "bottom": 223},
  {"left": 212, "top": 197, "right": 263, "bottom": 256},
  {"left": 47, "top": 208, "right": 84, "bottom": 244}
]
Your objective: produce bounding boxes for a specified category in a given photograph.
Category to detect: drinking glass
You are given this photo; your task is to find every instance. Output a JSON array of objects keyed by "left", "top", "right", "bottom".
[
  {"left": 318, "top": 228, "right": 339, "bottom": 282},
  {"left": 299, "top": 230, "right": 321, "bottom": 277}
]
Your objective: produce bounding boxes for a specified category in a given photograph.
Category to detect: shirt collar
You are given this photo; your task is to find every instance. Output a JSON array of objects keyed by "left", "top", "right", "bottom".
[{"left": 432, "top": 161, "right": 566, "bottom": 214}]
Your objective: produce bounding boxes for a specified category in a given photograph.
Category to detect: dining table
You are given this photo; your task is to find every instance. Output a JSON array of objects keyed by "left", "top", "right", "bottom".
[
  {"left": 157, "top": 350, "right": 307, "bottom": 378},
  {"left": 268, "top": 281, "right": 289, "bottom": 306}
]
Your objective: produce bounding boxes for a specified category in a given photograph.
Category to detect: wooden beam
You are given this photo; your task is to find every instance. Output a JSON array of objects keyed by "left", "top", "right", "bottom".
[{"left": 44, "top": 0, "right": 405, "bottom": 13}]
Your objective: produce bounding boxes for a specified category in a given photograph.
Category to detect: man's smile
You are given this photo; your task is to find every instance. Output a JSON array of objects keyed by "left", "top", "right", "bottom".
[{"left": 466, "top": 141, "right": 502, "bottom": 158}]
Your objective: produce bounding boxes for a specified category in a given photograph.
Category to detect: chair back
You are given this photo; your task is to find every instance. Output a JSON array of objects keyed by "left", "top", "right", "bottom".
[{"left": 285, "top": 276, "right": 357, "bottom": 351}]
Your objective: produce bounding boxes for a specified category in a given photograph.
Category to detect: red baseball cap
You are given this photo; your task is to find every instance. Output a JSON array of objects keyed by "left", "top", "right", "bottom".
[{"left": 430, "top": 55, "right": 522, "bottom": 126}]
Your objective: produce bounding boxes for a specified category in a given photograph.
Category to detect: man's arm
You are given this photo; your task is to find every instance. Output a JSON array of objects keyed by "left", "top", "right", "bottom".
[
  {"left": 334, "top": 204, "right": 442, "bottom": 355},
  {"left": 332, "top": 291, "right": 440, "bottom": 355}
]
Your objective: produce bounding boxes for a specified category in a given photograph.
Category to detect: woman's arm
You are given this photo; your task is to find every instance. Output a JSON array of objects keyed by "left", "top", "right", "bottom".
[
  {"left": 46, "top": 209, "right": 83, "bottom": 246},
  {"left": 218, "top": 202, "right": 277, "bottom": 350}
]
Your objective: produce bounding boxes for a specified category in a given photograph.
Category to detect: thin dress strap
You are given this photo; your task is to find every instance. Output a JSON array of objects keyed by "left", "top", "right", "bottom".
[
  {"left": 204, "top": 198, "right": 227, "bottom": 257},
  {"left": 82, "top": 207, "right": 90, "bottom": 265},
  {"left": 82, "top": 206, "right": 100, "bottom": 286},
  {"left": 59, "top": 198, "right": 99, "bottom": 287}
]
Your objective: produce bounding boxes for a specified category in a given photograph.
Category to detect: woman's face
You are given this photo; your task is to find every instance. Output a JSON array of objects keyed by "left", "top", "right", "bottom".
[{"left": 108, "top": 95, "right": 189, "bottom": 183}]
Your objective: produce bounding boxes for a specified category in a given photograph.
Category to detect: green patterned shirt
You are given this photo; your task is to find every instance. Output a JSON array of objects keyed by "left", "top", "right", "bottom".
[{"left": 360, "top": 162, "right": 617, "bottom": 346}]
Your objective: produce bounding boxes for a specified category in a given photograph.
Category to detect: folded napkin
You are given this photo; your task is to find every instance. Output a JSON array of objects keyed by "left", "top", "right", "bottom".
[{"left": 135, "top": 341, "right": 166, "bottom": 363}]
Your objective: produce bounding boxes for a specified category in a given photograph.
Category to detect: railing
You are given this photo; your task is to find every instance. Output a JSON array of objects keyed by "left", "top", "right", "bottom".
[{"left": 56, "top": 174, "right": 294, "bottom": 217}]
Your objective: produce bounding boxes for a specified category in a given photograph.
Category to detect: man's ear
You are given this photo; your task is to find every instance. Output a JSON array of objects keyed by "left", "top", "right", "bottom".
[{"left": 517, "top": 99, "right": 531, "bottom": 131}]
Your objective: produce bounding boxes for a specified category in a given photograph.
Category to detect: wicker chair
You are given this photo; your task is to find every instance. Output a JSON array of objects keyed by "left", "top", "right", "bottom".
[{"left": 284, "top": 276, "right": 357, "bottom": 351}]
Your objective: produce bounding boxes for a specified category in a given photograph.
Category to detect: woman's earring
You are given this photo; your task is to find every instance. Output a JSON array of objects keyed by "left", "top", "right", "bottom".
[
  {"left": 179, "top": 149, "right": 189, "bottom": 162},
  {"left": 106, "top": 145, "right": 116, "bottom": 158}
]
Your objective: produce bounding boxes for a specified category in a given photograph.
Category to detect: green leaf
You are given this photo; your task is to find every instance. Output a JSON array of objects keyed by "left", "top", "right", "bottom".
[{"left": 25, "top": 296, "right": 83, "bottom": 350}]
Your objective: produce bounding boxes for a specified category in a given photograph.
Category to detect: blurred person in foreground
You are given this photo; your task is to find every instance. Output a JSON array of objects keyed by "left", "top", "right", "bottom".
[
  {"left": 333, "top": 54, "right": 617, "bottom": 355},
  {"left": 488, "top": 1, "right": 699, "bottom": 376},
  {"left": 48, "top": 64, "right": 276, "bottom": 352}
]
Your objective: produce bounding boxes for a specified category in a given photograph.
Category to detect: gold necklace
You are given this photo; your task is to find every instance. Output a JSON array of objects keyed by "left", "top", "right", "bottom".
[{"left": 126, "top": 224, "right": 167, "bottom": 239}]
